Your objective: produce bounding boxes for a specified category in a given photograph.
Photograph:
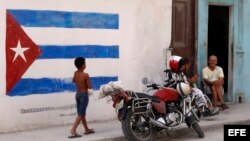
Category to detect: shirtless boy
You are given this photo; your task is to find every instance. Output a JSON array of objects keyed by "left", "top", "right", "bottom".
[{"left": 69, "top": 57, "right": 94, "bottom": 138}]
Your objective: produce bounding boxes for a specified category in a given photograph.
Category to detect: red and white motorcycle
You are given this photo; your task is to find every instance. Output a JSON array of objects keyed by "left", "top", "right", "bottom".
[{"left": 99, "top": 80, "right": 204, "bottom": 141}]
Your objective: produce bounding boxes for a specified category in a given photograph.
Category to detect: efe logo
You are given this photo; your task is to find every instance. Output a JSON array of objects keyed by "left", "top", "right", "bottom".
[
  {"left": 224, "top": 125, "right": 249, "bottom": 141},
  {"left": 228, "top": 129, "right": 246, "bottom": 136}
]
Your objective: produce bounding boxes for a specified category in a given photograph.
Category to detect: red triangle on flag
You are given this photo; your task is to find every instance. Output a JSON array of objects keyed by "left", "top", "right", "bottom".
[{"left": 6, "top": 11, "right": 41, "bottom": 94}]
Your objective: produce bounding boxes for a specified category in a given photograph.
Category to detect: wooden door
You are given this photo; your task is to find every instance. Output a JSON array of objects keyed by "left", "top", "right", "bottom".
[{"left": 170, "top": 0, "right": 197, "bottom": 72}]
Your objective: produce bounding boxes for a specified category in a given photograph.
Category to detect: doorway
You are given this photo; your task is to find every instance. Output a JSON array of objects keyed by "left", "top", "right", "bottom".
[
  {"left": 170, "top": 0, "right": 196, "bottom": 72},
  {"left": 208, "top": 5, "right": 229, "bottom": 100}
]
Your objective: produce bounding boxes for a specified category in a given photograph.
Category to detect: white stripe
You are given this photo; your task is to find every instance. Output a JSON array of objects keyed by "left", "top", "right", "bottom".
[
  {"left": 23, "top": 59, "right": 119, "bottom": 78},
  {"left": 0, "top": 9, "right": 6, "bottom": 94},
  {"left": 6, "top": 0, "right": 124, "bottom": 14},
  {"left": 23, "top": 27, "right": 120, "bottom": 45}
]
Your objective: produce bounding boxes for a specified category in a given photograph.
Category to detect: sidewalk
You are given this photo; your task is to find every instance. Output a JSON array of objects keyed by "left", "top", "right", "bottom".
[{"left": 0, "top": 103, "right": 249, "bottom": 141}]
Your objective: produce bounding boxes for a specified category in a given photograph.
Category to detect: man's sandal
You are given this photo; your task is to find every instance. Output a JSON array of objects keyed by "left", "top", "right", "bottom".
[{"left": 221, "top": 103, "right": 229, "bottom": 110}]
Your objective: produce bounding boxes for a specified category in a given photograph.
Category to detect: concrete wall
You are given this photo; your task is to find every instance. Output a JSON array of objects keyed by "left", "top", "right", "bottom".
[{"left": 0, "top": 0, "right": 172, "bottom": 132}]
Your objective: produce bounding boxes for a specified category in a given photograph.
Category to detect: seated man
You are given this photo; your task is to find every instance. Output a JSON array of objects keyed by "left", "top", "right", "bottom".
[{"left": 202, "top": 55, "right": 228, "bottom": 110}]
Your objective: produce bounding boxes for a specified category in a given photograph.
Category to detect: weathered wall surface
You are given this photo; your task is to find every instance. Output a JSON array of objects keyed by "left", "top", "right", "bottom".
[
  {"left": 0, "top": 0, "right": 172, "bottom": 132},
  {"left": 242, "top": 0, "right": 250, "bottom": 102}
]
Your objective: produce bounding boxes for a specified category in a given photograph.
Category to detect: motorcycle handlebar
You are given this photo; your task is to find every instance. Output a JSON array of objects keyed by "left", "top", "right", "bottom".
[
  {"left": 146, "top": 80, "right": 182, "bottom": 92},
  {"left": 164, "top": 79, "right": 184, "bottom": 88},
  {"left": 146, "top": 83, "right": 167, "bottom": 92},
  {"left": 146, "top": 83, "right": 159, "bottom": 89}
]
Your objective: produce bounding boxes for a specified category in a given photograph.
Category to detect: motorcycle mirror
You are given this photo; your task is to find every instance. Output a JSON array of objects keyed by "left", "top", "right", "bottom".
[{"left": 142, "top": 77, "right": 149, "bottom": 85}]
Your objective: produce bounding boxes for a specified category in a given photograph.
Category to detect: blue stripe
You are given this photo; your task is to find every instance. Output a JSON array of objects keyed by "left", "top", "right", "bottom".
[
  {"left": 38, "top": 45, "right": 119, "bottom": 59},
  {"left": 8, "top": 9, "right": 119, "bottom": 29},
  {"left": 8, "top": 77, "right": 118, "bottom": 96}
]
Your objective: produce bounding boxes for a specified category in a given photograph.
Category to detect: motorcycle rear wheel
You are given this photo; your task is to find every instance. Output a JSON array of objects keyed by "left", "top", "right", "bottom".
[{"left": 121, "top": 109, "right": 156, "bottom": 141}]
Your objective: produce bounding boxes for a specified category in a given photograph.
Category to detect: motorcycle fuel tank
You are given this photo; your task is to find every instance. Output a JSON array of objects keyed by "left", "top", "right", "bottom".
[{"left": 153, "top": 88, "right": 179, "bottom": 102}]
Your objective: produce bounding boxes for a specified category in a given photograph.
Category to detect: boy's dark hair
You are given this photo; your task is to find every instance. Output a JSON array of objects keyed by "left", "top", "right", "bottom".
[
  {"left": 179, "top": 57, "right": 189, "bottom": 67},
  {"left": 178, "top": 57, "right": 189, "bottom": 71},
  {"left": 74, "top": 57, "right": 85, "bottom": 69}
]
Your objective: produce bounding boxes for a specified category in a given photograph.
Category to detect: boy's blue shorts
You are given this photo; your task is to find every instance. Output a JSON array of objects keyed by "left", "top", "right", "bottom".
[{"left": 75, "top": 92, "right": 89, "bottom": 116}]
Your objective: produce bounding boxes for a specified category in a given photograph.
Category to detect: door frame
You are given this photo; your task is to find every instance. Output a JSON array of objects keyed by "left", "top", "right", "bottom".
[{"left": 197, "top": 0, "right": 243, "bottom": 102}]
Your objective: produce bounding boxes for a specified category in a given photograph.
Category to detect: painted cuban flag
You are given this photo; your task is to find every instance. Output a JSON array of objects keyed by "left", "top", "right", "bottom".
[{"left": 6, "top": 9, "right": 119, "bottom": 96}]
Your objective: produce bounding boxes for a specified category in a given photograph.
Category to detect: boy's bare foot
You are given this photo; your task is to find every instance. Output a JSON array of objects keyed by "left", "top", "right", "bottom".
[
  {"left": 70, "top": 129, "right": 79, "bottom": 136},
  {"left": 69, "top": 129, "right": 82, "bottom": 138}
]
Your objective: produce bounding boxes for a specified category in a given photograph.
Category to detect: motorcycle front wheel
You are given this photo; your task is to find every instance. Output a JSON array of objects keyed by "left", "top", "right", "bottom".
[
  {"left": 121, "top": 109, "right": 156, "bottom": 141},
  {"left": 192, "top": 122, "right": 204, "bottom": 138}
]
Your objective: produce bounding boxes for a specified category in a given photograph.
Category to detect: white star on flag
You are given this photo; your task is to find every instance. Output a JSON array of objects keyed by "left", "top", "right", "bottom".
[{"left": 10, "top": 40, "right": 29, "bottom": 62}]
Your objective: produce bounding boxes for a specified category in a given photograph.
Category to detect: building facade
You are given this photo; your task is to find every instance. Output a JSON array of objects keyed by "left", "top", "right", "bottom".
[
  {"left": 0, "top": 0, "right": 172, "bottom": 132},
  {"left": 1, "top": 0, "right": 250, "bottom": 132}
]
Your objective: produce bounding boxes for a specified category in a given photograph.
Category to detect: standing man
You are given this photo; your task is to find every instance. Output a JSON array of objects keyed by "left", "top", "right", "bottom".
[{"left": 202, "top": 55, "right": 228, "bottom": 110}]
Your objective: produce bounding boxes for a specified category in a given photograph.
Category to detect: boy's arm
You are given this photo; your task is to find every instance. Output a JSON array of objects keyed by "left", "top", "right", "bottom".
[
  {"left": 72, "top": 72, "right": 76, "bottom": 83},
  {"left": 86, "top": 73, "right": 92, "bottom": 89}
]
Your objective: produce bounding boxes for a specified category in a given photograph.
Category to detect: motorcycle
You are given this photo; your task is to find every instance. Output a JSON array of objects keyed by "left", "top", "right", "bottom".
[
  {"left": 98, "top": 80, "right": 204, "bottom": 141},
  {"left": 164, "top": 70, "right": 215, "bottom": 119}
]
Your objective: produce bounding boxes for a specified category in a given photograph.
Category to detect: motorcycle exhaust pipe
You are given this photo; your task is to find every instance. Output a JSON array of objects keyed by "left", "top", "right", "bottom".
[{"left": 146, "top": 117, "right": 168, "bottom": 129}]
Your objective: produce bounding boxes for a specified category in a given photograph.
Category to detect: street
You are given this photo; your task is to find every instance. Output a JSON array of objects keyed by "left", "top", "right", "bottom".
[
  {"left": 157, "top": 127, "right": 223, "bottom": 141},
  {"left": 0, "top": 103, "right": 250, "bottom": 141},
  {"left": 91, "top": 126, "right": 224, "bottom": 141}
]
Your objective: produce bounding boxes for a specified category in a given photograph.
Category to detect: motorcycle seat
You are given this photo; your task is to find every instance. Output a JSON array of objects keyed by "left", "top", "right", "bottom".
[{"left": 134, "top": 92, "right": 161, "bottom": 103}]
